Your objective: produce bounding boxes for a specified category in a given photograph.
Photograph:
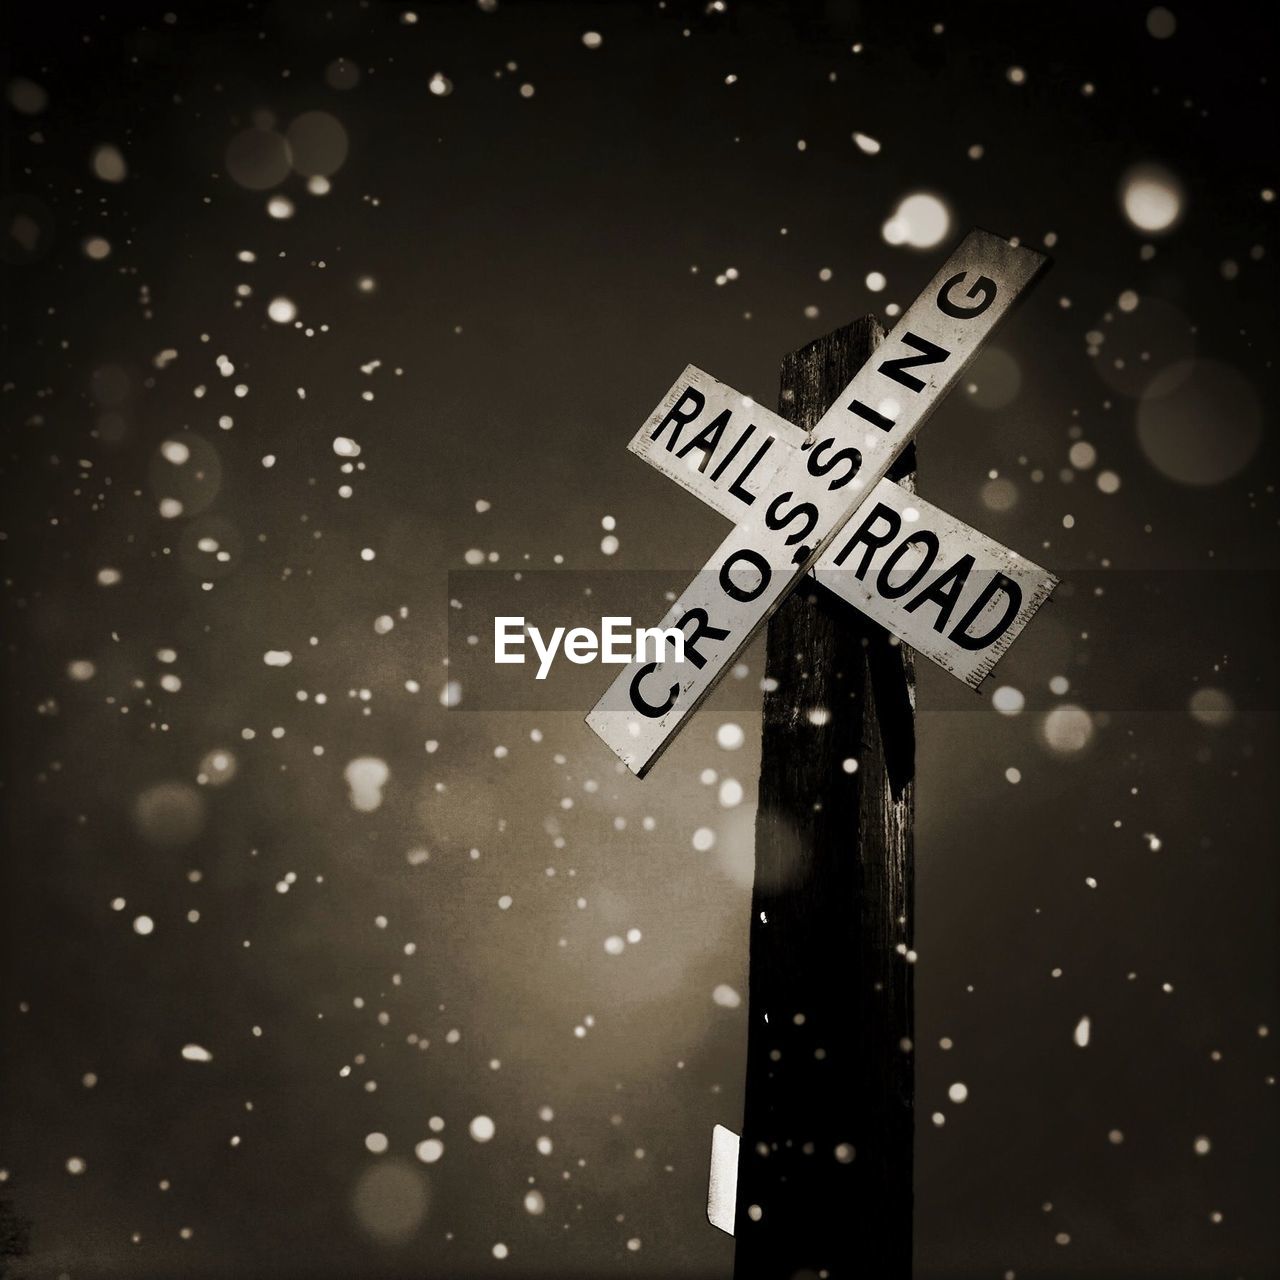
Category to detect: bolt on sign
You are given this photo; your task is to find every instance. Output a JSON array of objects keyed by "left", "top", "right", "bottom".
[{"left": 586, "top": 229, "right": 1055, "bottom": 776}]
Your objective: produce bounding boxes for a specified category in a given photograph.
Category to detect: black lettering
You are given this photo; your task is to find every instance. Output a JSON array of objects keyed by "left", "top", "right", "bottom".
[
  {"left": 629, "top": 664, "right": 677, "bottom": 718},
  {"left": 804, "top": 436, "right": 862, "bottom": 490},
  {"left": 650, "top": 385, "right": 705, "bottom": 450},
  {"left": 948, "top": 573, "right": 1023, "bottom": 650},
  {"left": 719, "top": 548, "right": 772, "bottom": 604},
  {"left": 676, "top": 408, "right": 731, "bottom": 471},
  {"left": 848, "top": 399, "right": 896, "bottom": 432},
  {"left": 709, "top": 422, "right": 756, "bottom": 482},
  {"left": 675, "top": 606, "right": 730, "bottom": 669},
  {"left": 831, "top": 503, "right": 901, "bottom": 578},
  {"left": 937, "top": 272, "right": 996, "bottom": 320},
  {"left": 628, "top": 604, "right": 735, "bottom": 715},
  {"left": 904, "top": 553, "right": 974, "bottom": 633},
  {"left": 766, "top": 491, "right": 821, "bottom": 567},
  {"left": 727, "top": 437, "right": 775, "bottom": 507},
  {"left": 765, "top": 492, "right": 819, "bottom": 545},
  {"left": 876, "top": 532, "right": 941, "bottom": 599},
  {"left": 878, "top": 331, "right": 950, "bottom": 394}
]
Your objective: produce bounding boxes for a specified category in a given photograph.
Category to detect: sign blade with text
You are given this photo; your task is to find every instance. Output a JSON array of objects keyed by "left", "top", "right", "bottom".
[
  {"left": 587, "top": 230, "right": 1049, "bottom": 775},
  {"left": 626, "top": 364, "right": 1057, "bottom": 688}
]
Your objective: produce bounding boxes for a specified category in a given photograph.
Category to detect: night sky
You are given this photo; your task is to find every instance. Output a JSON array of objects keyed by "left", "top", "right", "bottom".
[{"left": 2, "top": 1, "right": 1277, "bottom": 1277}]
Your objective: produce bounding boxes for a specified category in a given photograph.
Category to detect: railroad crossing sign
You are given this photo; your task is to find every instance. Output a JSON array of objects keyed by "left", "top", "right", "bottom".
[
  {"left": 626, "top": 363, "right": 1058, "bottom": 689},
  {"left": 586, "top": 228, "right": 1056, "bottom": 775}
]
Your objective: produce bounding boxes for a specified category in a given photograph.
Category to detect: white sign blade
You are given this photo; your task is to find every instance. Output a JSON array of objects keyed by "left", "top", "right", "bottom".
[
  {"left": 589, "top": 229, "right": 1049, "bottom": 776},
  {"left": 627, "top": 368, "right": 1057, "bottom": 687},
  {"left": 814, "top": 478, "right": 1057, "bottom": 688},
  {"left": 625, "top": 364, "right": 803, "bottom": 524}
]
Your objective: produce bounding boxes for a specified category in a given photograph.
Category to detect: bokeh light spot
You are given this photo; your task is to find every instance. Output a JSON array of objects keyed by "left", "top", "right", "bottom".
[
  {"left": 149, "top": 433, "right": 222, "bottom": 518},
  {"left": 286, "top": 111, "right": 349, "bottom": 177},
  {"left": 1120, "top": 164, "right": 1185, "bottom": 234},
  {"left": 345, "top": 757, "right": 389, "bottom": 812},
  {"left": 351, "top": 1160, "right": 428, "bottom": 1245},
  {"left": 882, "top": 192, "right": 951, "bottom": 249},
  {"left": 133, "top": 782, "right": 206, "bottom": 846},
  {"left": 7, "top": 78, "right": 48, "bottom": 114},
  {"left": 267, "top": 296, "right": 297, "bottom": 324},
  {"left": 966, "top": 348, "right": 1022, "bottom": 409},
  {"left": 1041, "top": 705, "right": 1094, "bottom": 756},
  {"left": 198, "top": 748, "right": 238, "bottom": 787},
  {"left": 91, "top": 144, "right": 127, "bottom": 183},
  {"left": 1069, "top": 442, "right": 1097, "bottom": 470},
  {"left": 1136, "top": 359, "right": 1261, "bottom": 485},
  {"left": 712, "top": 983, "right": 741, "bottom": 1009},
  {"left": 326, "top": 58, "right": 361, "bottom": 90},
  {"left": 225, "top": 128, "right": 292, "bottom": 190},
  {"left": 1188, "top": 687, "right": 1234, "bottom": 728},
  {"left": 980, "top": 478, "right": 1018, "bottom": 512},
  {"left": 992, "top": 686, "right": 1025, "bottom": 716},
  {"left": 1091, "top": 297, "right": 1195, "bottom": 399}
]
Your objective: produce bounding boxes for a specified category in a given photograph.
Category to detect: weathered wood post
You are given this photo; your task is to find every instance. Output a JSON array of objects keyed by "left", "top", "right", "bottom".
[
  {"left": 733, "top": 317, "right": 916, "bottom": 1278},
  {"left": 584, "top": 232, "right": 1049, "bottom": 1272}
]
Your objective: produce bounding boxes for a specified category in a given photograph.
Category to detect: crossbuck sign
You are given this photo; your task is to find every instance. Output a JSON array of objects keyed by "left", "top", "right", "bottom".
[{"left": 587, "top": 229, "right": 1057, "bottom": 777}]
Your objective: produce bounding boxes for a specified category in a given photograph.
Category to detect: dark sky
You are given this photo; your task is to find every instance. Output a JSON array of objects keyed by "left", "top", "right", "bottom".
[{"left": 2, "top": 1, "right": 1277, "bottom": 1277}]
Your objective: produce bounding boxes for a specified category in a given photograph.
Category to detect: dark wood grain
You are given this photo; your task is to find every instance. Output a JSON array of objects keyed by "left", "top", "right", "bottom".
[{"left": 733, "top": 316, "right": 915, "bottom": 1279}]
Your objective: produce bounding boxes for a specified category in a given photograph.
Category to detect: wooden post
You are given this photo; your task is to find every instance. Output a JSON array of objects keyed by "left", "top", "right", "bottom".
[{"left": 733, "top": 317, "right": 916, "bottom": 1278}]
